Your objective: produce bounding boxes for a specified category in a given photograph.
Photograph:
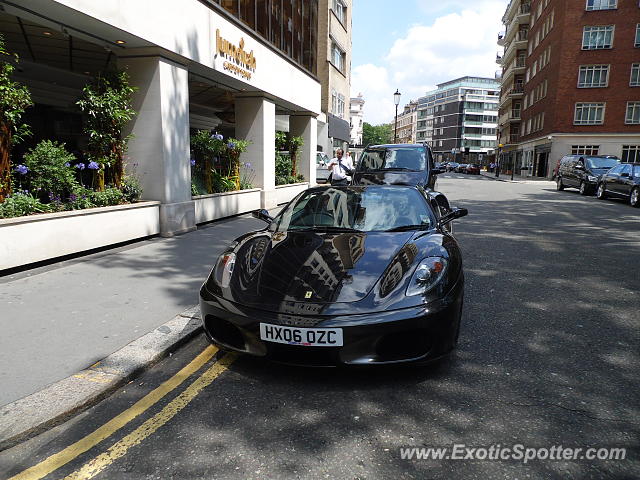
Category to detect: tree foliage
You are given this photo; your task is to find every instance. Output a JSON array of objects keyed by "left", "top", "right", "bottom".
[
  {"left": 362, "top": 122, "right": 392, "bottom": 146},
  {"left": 76, "top": 70, "right": 136, "bottom": 190},
  {"left": 0, "top": 34, "right": 33, "bottom": 201}
]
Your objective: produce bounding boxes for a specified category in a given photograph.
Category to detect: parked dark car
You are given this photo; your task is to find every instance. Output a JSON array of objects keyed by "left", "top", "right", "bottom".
[
  {"left": 352, "top": 144, "right": 442, "bottom": 190},
  {"left": 596, "top": 163, "right": 640, "bottom": 207},
  {"left": 465, "top": 164, "right": 480, "bottom": 175},
  {"left": 199, "top": 185, "right": 467, "bottom": 366},
  {"left": 446, "top": 162, "right": 459, "bottom": 172},
  {"left": 454, "top": 163, "right": 468, "bottom": 173},
  {"left": 556, "top": 154, "right": 619, "bottom": 195}
]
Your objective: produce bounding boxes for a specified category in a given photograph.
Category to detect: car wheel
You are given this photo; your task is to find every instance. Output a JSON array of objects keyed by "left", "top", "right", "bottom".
[
  {"left": 596, "top": 183, "right": 607, "bottom": 200},
  {"left": 556, "top": 177, "right": 564, "bottom": 191},
  {"left": 579, "top": 181, "right": 588, "bottom": 195},
  {"left": 631, "top": 187, "right": 640, "bottom": 208}
]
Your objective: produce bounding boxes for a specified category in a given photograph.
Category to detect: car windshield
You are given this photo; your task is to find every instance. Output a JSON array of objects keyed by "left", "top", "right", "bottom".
[
  {"left": 358, "top": 147, "right": 426, "bottom": 172},
  {"left": 586, "top": 157, "right": 619, "bottom": 169},
  {"left": 273, "top": 186, "right": 434, "bottom": 233}
]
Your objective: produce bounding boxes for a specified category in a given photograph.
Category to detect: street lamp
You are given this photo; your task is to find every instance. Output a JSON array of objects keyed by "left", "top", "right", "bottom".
[
  {"left": 496, "top": 143, "right": 504, "bottom": 178},
  {"left": 393, "top": 89, "right": 401, "bottom": 143}
]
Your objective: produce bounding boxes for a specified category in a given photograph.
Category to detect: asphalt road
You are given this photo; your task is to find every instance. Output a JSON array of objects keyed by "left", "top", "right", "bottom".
[{"left": 2, "top": 174, "right": 639, "bottom": 480}]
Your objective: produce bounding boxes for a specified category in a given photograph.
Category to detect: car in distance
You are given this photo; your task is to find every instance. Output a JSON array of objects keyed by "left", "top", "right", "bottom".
[
  {"left": 199, "top": 185, "right": 467, "bottom": 366},
  {"left": 464, "top": 164, "right": 480, "bottom": 175},
  {"left": 596, "top": 163, "right": 640, "bottom": 207},
  {"left": 556, "top": 154, "right": 619, "bottom": 195},
  {"left": 446, "top": 162, "right": 459, "bottom": 172},
  {"left": 454, "top": 163, "right": 468, "bottom": 173},
  {"left": 352, "top": 144, "right": 443, "bottom": 190},
  {"left": 316, "top": 152, "right": 331, "bottom": 184}
]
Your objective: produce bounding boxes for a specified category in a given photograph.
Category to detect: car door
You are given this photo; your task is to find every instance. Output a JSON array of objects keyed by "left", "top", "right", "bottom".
[
  {"left": 617, "top": 164, "right": 633, "bottom": 197},
  {"left": 604, "top": 165, "right": 624, "bottom": 196}
]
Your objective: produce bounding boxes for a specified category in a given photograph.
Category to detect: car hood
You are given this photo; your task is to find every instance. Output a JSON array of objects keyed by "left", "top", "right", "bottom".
[
  {"left": 220, "top": 230, "right": 416, "bottom": 311},
  {"left": 353, "top": 170, "right": 427, "bottom": 187}
]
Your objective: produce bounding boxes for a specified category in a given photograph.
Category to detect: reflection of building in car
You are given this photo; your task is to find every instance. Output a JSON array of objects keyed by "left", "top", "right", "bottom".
[{"left": 379, "top": 243, "right": 419, "bottom": 297}]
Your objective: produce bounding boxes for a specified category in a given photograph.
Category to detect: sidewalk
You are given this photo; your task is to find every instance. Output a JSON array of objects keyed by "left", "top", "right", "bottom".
[
  {"left": 0, "top": 211, "right": 270, "bottom": 450},
  {"left": 479, "top": 170, "right": 555, "bottom": 184}
]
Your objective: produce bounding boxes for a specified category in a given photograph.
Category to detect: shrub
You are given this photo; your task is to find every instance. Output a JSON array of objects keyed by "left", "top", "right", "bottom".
[
  {"left": 275, "top": 152, "right": 292, "bottom": 178},
  {"left": 21, "top": 140, "right": 78, "bottom": 202},
  {"left": 121, "top": 174, "right": 142, "bottom": 202},
  {"left": 0, "top": 191, "right": 51, "bottom": 218},
  {"left": 90, "top": 187, "right": 124, "bottom": 207},
  {"left": 65, "top": 187, "right": 95, "bottom": 210}
]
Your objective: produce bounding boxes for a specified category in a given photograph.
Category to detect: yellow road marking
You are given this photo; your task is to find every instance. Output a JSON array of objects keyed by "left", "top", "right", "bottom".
[
  {"left": 63, "top": 353, "right": 237, "bottom": 480},
  {"left": 9, "top": 345, "right": 219, "bottom": 480}
]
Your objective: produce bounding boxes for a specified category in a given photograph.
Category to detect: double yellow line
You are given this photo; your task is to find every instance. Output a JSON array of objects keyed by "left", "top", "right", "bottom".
[{"left": 10, "top": 346, "right": 236, "bottom": 480}]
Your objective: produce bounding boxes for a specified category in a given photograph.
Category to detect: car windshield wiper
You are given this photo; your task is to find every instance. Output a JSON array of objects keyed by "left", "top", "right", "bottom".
[
  {"left": 288, "top": 226, "right": 363, "bottom": 233},
  {"left": 384, "top": 224, "right": 430, "bottom": 232}
]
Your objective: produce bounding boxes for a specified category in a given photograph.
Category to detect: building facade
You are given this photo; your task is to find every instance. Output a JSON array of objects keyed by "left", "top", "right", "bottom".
[
  {"left": 395, "top": 100, "right": 418, "bottom": 144},
  {"left": 316, "top": 0, "right": 352, "bottom": 155},
  {"left": 349, "top": 93, "right": 365, "bottom": 146},
  {"left": 498, "top": 0, "right": 640, "bottom": 177},
  {"left": 2, "top": 0, "right": 321, "bottom": 235},
  {"left": 417, "top": 77, "right": 500, "bottom": 162}
]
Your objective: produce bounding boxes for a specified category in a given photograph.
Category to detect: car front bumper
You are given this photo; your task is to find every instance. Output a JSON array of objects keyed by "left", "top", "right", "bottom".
[{"left": 199, "top": 277, "right": 463, "bottom": 366}]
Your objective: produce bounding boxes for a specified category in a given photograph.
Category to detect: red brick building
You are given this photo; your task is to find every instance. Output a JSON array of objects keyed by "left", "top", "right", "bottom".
[{"left": 498, "top": 0, "right": 640, "bottom": 177}]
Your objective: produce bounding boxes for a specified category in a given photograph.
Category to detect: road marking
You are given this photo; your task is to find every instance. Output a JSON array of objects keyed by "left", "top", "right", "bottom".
[
  {"left": 9, "top": 345, "right": 220, "bottom": 480},
  {"left": 63, "top": 352, "right": 237, "bottom": 480}
]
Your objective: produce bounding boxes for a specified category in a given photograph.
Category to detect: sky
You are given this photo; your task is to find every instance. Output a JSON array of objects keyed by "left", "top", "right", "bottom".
[{"left": 351, "top": 0, "right": 507, "bottom": 125}]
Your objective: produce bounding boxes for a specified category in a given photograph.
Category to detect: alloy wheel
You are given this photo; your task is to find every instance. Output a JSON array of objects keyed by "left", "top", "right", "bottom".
[
  {"left": 579, "top": 181, "right": 586, "bottom": 195},
  {"left": 631, "top": 188, "right": 640, "bottom": 208},
  {"left": 597, "top": 183, "right": 606, "bottom": 199}
]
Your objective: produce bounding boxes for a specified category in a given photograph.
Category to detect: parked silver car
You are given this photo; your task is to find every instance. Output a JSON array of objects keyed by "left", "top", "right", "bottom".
[{"left": 316, "top": 152, "right": 331, "bottom": 184}]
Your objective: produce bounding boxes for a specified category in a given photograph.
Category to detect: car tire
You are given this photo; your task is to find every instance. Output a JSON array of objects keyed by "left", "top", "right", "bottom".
[
  {"left": 596, "top": 183, "right": 607, "bottom": 200},
  {"left": 579, "top": 181, "right": 588, "bottom": 195},
  {"left": 631, "top": 187, "right": 640, "bottom": 208},
  {"left": 556, "top": 177, "right": 564, "bottom": 191}
]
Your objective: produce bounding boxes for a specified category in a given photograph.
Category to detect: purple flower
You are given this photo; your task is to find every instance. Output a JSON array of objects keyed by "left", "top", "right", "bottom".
[
  {"left": 88, "top": 161, "right": 100, "bottom": 170},
  {"left": 76, "top": 163, "right": 86, "bottom": 170},
  {"left": 244, "top": 162, "right": 252, "bottom": 168},
  {"left": 227, "top": 141, "right": 236, "bottom": 149},
  {"left": 15, "top": 164, "right": 29, "bottom": 175},
  {"left": 64, "top": 162, "right": 70, "bottom": 167},
  {"left": 69, "top": 194, "right": 77, "bottom": 202},
  {"left": 190, "top": 158, "right": 196, "bottom": 166}
]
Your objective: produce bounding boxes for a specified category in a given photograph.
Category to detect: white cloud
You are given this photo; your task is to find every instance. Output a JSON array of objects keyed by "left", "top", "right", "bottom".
[{"left": 352, "top": 1, "right": 505, "bottom": 125}]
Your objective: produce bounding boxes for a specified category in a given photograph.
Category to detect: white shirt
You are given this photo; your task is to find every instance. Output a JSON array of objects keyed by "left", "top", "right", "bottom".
[{"left": 328, "top": 155, "right": 354, "bottom": 181}]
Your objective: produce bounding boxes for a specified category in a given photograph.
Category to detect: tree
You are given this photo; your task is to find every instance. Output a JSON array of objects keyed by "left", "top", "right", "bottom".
[
  {"left": 0, "top": 34, "right": 33, "bottom": 202},
  {"left": 77, "top": 71, "right": 136, "bottom": 191},
  {"left": 362, "top": 122, "right": 392, "bottom": 146}
]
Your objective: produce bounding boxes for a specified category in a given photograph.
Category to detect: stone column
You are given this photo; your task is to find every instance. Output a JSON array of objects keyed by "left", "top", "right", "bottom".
[
  {"left": 119, "top": 56, "right": 195, "bottom": 237},
  {"left": 235, "top": 96, "right": 276, "bottom": 209},
  {"left": 289, "top": 115, "right": 318, "bottom": 185}
]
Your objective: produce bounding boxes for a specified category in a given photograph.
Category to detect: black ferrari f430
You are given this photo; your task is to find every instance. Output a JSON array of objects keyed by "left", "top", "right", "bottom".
[{"left": 199, "top": 185, "right": 467, "bottom": 366}]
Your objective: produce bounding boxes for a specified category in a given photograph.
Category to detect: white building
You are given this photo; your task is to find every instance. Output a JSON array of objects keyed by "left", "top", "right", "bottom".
[
  {"left": 3, "top": 0, "right": 321, "bottom": 236},
  {"left": 349, "top": 93, "right": 365, "bottom": 146}
]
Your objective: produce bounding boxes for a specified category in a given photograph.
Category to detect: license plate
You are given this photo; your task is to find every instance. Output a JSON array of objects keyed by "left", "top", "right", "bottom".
[{"left": 259, "top": 323, "right": 343, "bottom": 347}]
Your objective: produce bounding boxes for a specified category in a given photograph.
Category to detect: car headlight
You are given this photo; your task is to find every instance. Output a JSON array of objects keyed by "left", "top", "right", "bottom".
[
  {"left": 214, "top": 252, "right": 236, "bottom": 288},
  {"left": 406, "top": 257, "right": 448, "bottom": 296},
  {"left": 587, "top": 175, "right": 598, "bottom": 182}
]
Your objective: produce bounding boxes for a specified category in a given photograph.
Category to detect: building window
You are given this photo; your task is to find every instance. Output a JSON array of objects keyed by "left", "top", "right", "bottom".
[
  {"left": 332, "top": 0, "right": 346, "bottom": 25},
  {"left": 331, "top": 40, "right": 346, "bottom": 72},
  {"left": 626, "top": 102, "right": 640, "bottom": 124},
  {"left": 574, "top": 103, "right": 605, "bottom": 124},
  {"left": 582, "top": 26, "right": 614, "bottom": 49},
  {"left": 585, "top": 0, "right": 617, "bottom": 10},
  {"left": 636, "top": 24, "right": 640, "bottom": 47},
  {"left": 622, "top": 145, "right": 640, "bottom": 162},
  {"left": 572, "top": 145, "right": 600, "bottom": 155},
  {"left": 632, "top": 64, "right": 640, "bottom": 86},
  {"left": 578, "top": 65, "right": 610, "bottom": 87}
]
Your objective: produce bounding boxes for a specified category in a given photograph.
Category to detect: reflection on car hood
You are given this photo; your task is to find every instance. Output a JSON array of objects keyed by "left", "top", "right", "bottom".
[
  {"left": 352, "top": 170, "right": 428, "bottom": 187},
  {"left": 225, "top": 230, "right": 414, "bottom": 310}
]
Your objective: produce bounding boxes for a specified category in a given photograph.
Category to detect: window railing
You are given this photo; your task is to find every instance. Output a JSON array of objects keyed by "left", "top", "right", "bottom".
[{"left": 517, "top": 30, "right": 529, "bottom": 41}]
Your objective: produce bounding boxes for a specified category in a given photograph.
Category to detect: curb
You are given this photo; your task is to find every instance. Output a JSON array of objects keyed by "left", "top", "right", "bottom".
[{"left": 0, "top": 306, "right": 203, "bottom": 452}]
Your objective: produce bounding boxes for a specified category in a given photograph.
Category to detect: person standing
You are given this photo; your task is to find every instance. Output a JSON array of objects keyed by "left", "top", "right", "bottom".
[{"left": 327, "top": 148, "right": 354, "bottom": 186}]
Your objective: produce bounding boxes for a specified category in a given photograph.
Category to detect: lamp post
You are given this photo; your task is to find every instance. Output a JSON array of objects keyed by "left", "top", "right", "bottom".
[
  {"left": 393, "top": 89, "right": 401, "bottom": 143},
  {"left": 510, "top": 146, "right": 515, "bottom": 181},
  {"left": 496, "top": 143, "right": 503, "bottom": 178}
]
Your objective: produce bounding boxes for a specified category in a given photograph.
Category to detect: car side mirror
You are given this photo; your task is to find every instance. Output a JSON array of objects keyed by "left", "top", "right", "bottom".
[
  {"left": 252, "top": 209, "right": 274, "bottom": 223},
  {"left": 621, "top": 172, "right": 630, "bottom": 178},
  {"left": 575, "top": 164, "right": 584, "bottom": 170},
  {"left": 438, "top": 207, "right": 468, "bottom": 227}
]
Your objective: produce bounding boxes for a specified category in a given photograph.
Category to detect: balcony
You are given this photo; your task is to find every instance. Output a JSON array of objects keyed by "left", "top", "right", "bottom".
[
  {"left": 510, "top": 85, "right": 524, "bottom": 97},
  {"left": 497, "top": 32, "right": 506, "bottom": 46},
  {"left": 496, "top": 54, "right": 503, "bottom": 65}
]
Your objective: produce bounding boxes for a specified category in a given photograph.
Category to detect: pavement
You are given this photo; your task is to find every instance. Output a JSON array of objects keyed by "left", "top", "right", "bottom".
[
  {"left": 479, "top": 169, "right": 555, "bottom": 184},
  {"left": 0, "top": 210, "right": 275, "bottom": 451}
]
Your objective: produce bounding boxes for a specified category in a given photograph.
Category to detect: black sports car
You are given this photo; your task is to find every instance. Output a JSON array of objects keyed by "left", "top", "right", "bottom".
[{"left": 199, "top": 185, "right": 467, "bottom": 366}]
